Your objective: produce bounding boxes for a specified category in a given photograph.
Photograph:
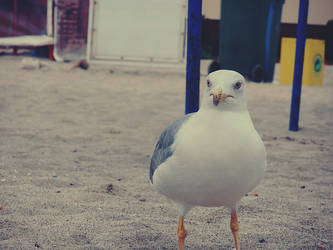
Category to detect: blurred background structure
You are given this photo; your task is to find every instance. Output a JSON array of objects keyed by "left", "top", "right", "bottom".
[
  {"left": 0, "top": 0, "right": 332, "bottom": 79},
  {"left": 0, "top": 0, "right": 53, "bottom": 58},
  {"left": 86, "top": 0, "right": 186, "bottom": 65},
  {"left": 217, "top": 0, "right": 284, "bottom": 82},
  {"left": 202, "top": 0, "right": 333, "bottom": 82}
]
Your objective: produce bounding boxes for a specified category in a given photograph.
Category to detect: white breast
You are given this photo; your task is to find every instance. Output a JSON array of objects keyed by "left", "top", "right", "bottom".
[{"left": 153, "top": 109, "right": 266, "bottom": 208}]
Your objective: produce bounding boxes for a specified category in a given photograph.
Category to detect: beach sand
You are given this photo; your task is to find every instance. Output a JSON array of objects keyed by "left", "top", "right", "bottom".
[{"left": 0, "top": 56, "right": 332, "bottom": 249}]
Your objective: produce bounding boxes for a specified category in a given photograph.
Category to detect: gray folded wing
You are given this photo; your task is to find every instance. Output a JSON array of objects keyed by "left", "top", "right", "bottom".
[{"left": 150, "top": 114, "right": 192, "bottom": 183}]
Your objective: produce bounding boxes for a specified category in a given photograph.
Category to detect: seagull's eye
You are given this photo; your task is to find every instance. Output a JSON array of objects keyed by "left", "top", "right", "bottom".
[
  {"left": 207, "top": 80, "right": 212, "bottom": 88},
  {"left": 234, "top": 81, "right": 242, "bottom": 90}
]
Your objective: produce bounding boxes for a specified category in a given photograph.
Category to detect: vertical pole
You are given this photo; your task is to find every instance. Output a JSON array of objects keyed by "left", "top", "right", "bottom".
[
  {"left": 13, "top": 0, "right": 17, "bottom": 37},
  {"left": 185, "top": 0, "right": 202, "bottom": 114},
  {"left": 13, "top": 0, "right": 18, "bottom": 55},
  {"left": 289, "top": 0, "right": 309, "bottom": 131}
]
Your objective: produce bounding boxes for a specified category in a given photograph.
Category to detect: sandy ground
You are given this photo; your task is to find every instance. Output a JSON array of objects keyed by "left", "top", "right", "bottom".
[{"left": 0, "top": 55, "right": 332, "bottom": 250}]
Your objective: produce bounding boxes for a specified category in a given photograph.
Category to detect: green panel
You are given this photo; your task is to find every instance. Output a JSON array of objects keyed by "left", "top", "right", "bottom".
[{"left": 219, "top": 0, "right": 284, "bottom": 82}]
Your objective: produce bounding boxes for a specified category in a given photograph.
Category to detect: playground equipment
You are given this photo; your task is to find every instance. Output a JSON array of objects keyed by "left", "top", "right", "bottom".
[
  {"left": 186, "top": 0, "right": 312, "bottom": 132},
  {"left": 218, "top": 0, "right": 284, "bottom": 82},
  {"left": 289, "top": 0, "right": 309, "bottom": 131},
  {"left": 185, "top": 0, "right": 202, "bottom": 114},
  {"left": 186, "top": 0, "right": 284, "bottom": 113},
  {"left": 280, "top": 38, "right": 325, "bottom": 86}
]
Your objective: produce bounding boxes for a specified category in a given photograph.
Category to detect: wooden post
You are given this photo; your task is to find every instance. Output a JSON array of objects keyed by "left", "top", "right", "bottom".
[
  {"left": 289, "top": 0, "right": 309, "bottom": 131},
  {"left": 185, "top": 0, "right": 202, "bottom": 114}
]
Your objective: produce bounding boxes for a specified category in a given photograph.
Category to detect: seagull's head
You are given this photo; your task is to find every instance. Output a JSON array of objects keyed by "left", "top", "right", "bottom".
[{"left": 202, "top": 70, "right": 247, "bottom": 111}]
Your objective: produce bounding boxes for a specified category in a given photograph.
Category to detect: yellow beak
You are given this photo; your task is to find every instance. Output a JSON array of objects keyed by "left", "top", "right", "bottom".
[{"left": 210, "top": 88, "right": 234, "bottom": 106}]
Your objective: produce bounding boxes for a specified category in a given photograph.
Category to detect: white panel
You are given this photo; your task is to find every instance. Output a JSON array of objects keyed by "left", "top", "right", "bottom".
[
  {"left": 282, "top": 0, "right": 333, "bottom": 25},
  {"left": 202, "top": 0, "right": 220, "bottom": 20},
  {"left": 47, "top": 0, "right": 53, "bottom": 36},
  {"left": 92, "top": 0, "right": 185, "bottom": 62}
]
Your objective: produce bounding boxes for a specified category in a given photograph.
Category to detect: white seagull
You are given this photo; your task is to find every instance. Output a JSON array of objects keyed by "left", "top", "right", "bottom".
[{"left": 150, "top": 70, "right": 266, "bottom": 250}]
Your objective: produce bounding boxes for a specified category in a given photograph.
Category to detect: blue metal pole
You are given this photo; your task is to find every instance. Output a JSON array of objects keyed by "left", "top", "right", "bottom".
[
  {"left": 185, "top": 0, "right": 202, "bottom": 114},
  {"left": 289, "top": 0, "right": 309, "bottom": 131}
]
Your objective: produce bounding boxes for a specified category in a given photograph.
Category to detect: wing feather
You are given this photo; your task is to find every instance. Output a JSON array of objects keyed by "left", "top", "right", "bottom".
[{"left": 149, "top": 114, "right": 192, "bottom": 183}]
